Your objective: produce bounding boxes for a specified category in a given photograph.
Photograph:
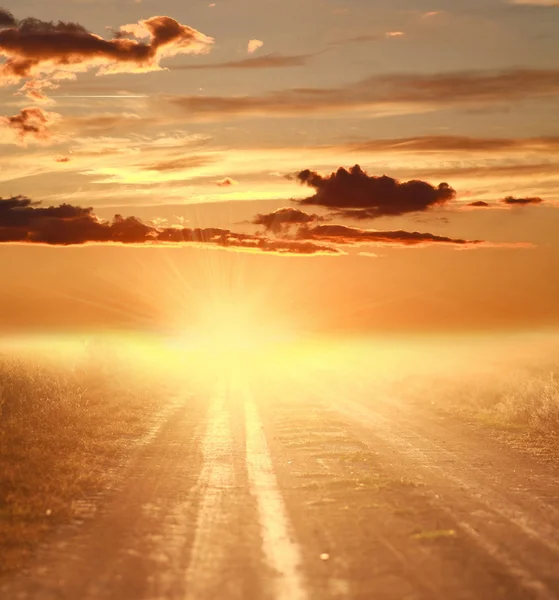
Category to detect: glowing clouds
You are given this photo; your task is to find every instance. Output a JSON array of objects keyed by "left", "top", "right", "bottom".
[
  {"left": 248, "top": 39, "right": 264, "bottom": 54},
  {"left": 0, "top": 11, "right": 214, "bottom": 98},
  {"left": 0, "top": 107, "right": 60, "bottom": 144}
]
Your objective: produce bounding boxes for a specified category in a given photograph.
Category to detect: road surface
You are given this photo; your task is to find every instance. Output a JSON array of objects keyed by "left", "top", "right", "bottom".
[{"left": 3, "top": 373, "right": 559, "bottom": 600}]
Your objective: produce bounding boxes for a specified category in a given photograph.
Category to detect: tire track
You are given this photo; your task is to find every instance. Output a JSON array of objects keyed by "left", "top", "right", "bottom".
[
  {"left": 331, "top": 396, "right": 559, "bottom": 599},
  {"left": 244, "top": 386, "right": 308, "bottom": 600},
  {"left": 183, "top": 382, "right": 237, "bottom": 600}
]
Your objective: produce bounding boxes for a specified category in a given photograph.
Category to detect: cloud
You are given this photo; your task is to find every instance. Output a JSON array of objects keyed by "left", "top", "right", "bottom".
[
  {"left": 0, "top": 12, "right": 213, "bottom": 99},
  {"left": 393, "top": 161, "right": 559, "bottom": 182},
  {"left": 17, "top": 78, "right": 59, "bottom": 103},
  {"left": 0, "top": 107, "right": 60, "bottom": 144},
  {"left": 341, "top": 135, "right": 559, "bottom": 154},
  {"left": 502, "top": 196, "right": 544, "bottom": 205},
  {"left": 508, "top": 0, "right": 559, "bottom": 5},
  {"left": 140, "top": 155, "right": 216, "bottom": 172},
  {"left": 0, "top": 8, "right": 16, "bottom": 27},
  {"left": 0, "top": 194, "right": 528, "bottom": 255},
  {"left": 165, "top": 68, "right": 559, "bottom": 121},
  {"left": 329, "top": 31, "right": 404, "bottom": 46},
  {"left": 0, "top": 195, "right": 337, "bottom": 255},
  {"left": 297, "top": 224, "right": 482, "bottom": 247},
  {"left": 468, "top": 201, "right": 490, "bottom": 207},
  {"left": 157, "top": 227, "right": 339, "bottom": 255},
  {"left": 216, "top": 177, "right": 238, "bottom": 187},
  {"left": 247, "top": 39, "right": 264, "bottom": 54},
  {"left": 174, "top": 52, "right": 310, "bottom": 69},
  {"left": 295, "top": 164, "right": 456, "bottom": 219},
  {"left": 252, "top": 207, "right": 323, "bottom": 234}
]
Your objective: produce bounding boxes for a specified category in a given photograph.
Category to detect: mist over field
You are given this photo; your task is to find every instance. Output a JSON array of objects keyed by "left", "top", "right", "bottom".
[{"left": 2, "top": 328, "right": 558, "bottom": 568}]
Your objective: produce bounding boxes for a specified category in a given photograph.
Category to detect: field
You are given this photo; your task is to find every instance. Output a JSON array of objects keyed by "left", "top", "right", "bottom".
[
  {"left": 1, "top": 330, "right": 559, "bottom": 591},
  {"left": 389, "top": 333, "right": 559, "bottom": 438},
  {"left": 0, "top": 336, "right": 174, "bottom": 574}
]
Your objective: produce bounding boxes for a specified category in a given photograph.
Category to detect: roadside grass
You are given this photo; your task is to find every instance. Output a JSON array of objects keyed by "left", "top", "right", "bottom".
[
  {"left": 402, "top": 367, "right": 559, "bottom": 435},
  {"left": 303, "top": 332, "right": 559, "bottom": 438},
  {"left": 0, "top": 344, "right": 172, "bottom": 575}
]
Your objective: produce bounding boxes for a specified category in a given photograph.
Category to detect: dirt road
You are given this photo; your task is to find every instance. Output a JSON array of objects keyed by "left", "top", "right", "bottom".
[{"left": 3, "top": 374, "right": 559, "bottom": 599}]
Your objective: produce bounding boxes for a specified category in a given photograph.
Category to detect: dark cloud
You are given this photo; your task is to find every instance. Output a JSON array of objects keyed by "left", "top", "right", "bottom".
[
  {"left": 298, "top": 224, "right": 481, "bottom": 247},
  {"left": 165, "top": 68, "right": 559, "bottom": 121},
  {"left": 0, "top": 13, "right": 213, "bottom": 98},
  {"left": 0, "top": 196, "right": 337, "bottom": 255},
  {"left": 468, "top": 201, "right": 490, "bottom": 207},
  {"left": 252, "top": 207, "right": 323, "bottom": 234},
  {"left": 295, "top": 164, "right": 456, "bottom": 219},
  {"left": 0, "top": 8, "right": 16, "bottom": 28},
  {"left": 502, "top": 196, "right": 544, "bottom": 205},
  {"left": 174, "top": 52, "right": 310, "bottom": 70},
  {"left": 0, "top": 196, "right": 151, "bottom": 244},
  {"left": 0, "top": 106, "right": 58, "bottom": 143},
  {"left": 0, "top": 195, "right": 523, "bottom": 254}
]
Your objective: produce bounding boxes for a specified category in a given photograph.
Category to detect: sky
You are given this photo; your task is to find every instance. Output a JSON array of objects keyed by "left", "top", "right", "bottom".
[{"left": 0, "top": 0, "right": 558, "bottom": 335}]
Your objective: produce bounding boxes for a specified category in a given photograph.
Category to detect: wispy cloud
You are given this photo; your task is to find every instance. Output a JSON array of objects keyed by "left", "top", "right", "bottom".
[
  {"left": 165, "top": 68, "right": 559, "bottom": 121},
  {"left": 507, "top": 0, "right": 559, "bottom": 6},
  {"left": 0, "top": 107, "right": 60, "bottom": 145},
  {"left": 339, "top": 135, "right": 559, "bottom": 154},
  {"left": 329, "top": 31, "right": 404, "bottom": 46},
  {"left": 174, "top": 52, "right": 311, "bottom": 70}
]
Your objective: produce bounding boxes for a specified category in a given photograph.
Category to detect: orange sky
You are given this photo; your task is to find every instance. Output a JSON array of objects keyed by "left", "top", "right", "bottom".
[{"left": 0, "top": 1, "right": 558, "bottom": 334}]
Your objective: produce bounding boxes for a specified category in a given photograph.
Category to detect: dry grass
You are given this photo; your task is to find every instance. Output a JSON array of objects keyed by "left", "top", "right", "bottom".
[
  {"left": 0, "top": 341, "right": 171, "bottom": 575},
  {"left": 399, "top": 366, "right": 559, "bottom": 434},
  {"left": 310, "top": 332, "right": 559, "bottom": 436}
]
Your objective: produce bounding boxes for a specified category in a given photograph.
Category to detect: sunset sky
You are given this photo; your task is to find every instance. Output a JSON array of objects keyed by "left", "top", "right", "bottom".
[{"left": 0, "top": 0, "right": 558, "bottom": 335}]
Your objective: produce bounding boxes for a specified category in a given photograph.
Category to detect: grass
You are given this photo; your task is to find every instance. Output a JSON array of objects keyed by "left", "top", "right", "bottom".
[
  {"left": 0, "top": 341, "right": 171, "bottom": 575},
  {"left": 402, "top": 367, "right": 559, "bottom": 435}
]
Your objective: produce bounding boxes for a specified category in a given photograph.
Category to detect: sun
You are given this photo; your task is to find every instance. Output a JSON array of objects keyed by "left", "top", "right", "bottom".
[
  {"left": 201, "top": 304, "right": 296, "bottom": 350},
  {"left": 174, "top": 296, "right": 301, "bottom": 378}
]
